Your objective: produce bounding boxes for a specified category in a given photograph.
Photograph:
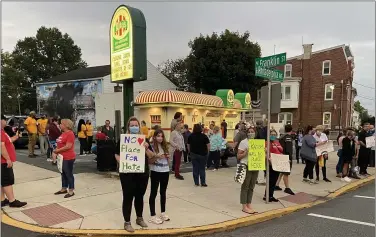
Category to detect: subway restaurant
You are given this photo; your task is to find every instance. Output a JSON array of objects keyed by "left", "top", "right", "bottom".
[{"left": 134, "top": 89, "right": 251, "bottom": 141}]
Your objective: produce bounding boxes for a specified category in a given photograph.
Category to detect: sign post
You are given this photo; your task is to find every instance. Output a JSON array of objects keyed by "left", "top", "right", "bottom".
[
  {"left": 255, "top": 50, "right": 286, "bottom": 204},
  {"left": 110, "top": 5, "right": 147, "bottom": 127}
]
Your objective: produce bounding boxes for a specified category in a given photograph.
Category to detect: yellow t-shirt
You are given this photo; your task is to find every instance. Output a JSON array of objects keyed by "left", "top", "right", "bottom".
[
  {"left": 148, "top": 129, "right": 155, "bottom": 139},
  {"left": 77, "top": 124, "right": 87, "bottom": 138},
  {"left": 141, "top": 126, "right": 149, "bottom": 136},
  {"left": 24, "top": 117, "right": 37, "bottom": 134},
  {"left": 37, "top": 118, "right": 48, "bottom": 135},
  {"left": 86, "top": 124, "right": 93, "bottom": 136}
]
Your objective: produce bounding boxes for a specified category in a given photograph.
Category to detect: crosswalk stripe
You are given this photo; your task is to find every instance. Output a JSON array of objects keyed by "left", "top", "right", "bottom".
[
  {"left": 354, "top": 195, "right": 375, "bottom": 199},
  {"left": 308, "top": 213, "right": 375, "bottom": 227}
]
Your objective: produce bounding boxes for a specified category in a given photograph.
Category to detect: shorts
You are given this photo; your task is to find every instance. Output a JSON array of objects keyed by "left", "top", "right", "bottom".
[{"left": 1, "top": 163, "right": 15, "bottom": 187}]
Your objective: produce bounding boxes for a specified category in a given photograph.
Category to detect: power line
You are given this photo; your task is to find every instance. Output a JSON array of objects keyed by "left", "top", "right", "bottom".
[{"left": 353, "top": 82, "right": 375, "bottom": 90}]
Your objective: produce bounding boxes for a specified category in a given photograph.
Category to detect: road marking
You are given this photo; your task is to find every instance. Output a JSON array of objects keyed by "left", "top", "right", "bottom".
[
  {"left": 354, "top": 195, "right": 375, "bottom": 199},
  {"left": 308, "top": 213, "right": 375, "bottom": 227}
]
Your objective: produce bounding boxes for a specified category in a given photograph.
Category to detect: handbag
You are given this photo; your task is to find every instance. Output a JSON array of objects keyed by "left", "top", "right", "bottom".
[{"left": 234, "top": 163, "right": 247, "bottom": 184}]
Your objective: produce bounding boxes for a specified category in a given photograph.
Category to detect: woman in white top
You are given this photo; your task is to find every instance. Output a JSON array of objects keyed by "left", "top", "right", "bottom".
[
  {"left": 169, "top": 122, "right": 185, "bottom": 180},
  {"left": 313, "top": 125, "right": 331, "bottom": 182},
  {"left": 148, "top": 129, "right": 170, "bottom": 225}
]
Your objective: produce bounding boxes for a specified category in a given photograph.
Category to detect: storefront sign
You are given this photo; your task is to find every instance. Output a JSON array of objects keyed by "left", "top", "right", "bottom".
[
  {"left": 206, "top": 112, "right": 222, "bottom": 117},
  {"left": 235, "top": 93, "right": 251, "bottom": 109},
  {"left": 225, "top": 113, "right": 238, "bottom": 118},
  {"left": 270, "top": 153, "right": 290, "bottom": 172},
  {"left": 216, "top": 89, "right": 234, "bottom": 108},
  {"left": 119, "top": 134, "right": 145, "bottom": 173},
  {"left": 248, "top": 139, "right": 266, "bottom": 171}
]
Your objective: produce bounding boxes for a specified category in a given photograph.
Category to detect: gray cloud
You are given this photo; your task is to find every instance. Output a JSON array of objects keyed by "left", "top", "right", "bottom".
[{"left": 2, "top": 2, "right": 374, "bottom": 114}]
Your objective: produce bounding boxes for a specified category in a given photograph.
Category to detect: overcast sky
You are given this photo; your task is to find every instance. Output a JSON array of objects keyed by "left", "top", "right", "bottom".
[{"left": 2, "top": 2, "right": 375, "bottom": 114}]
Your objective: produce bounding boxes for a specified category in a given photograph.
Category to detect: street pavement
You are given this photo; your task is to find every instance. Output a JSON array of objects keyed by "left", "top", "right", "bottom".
[{"left": 205, "top": 182, "right": 375, "bottom": 237}]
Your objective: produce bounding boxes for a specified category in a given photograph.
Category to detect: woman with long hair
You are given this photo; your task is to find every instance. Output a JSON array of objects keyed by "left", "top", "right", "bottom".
[
  {"left": 115, "top": 116, "right": 150, "bottom": 232},
  {"left": 77, "top": 119, "right": 87, "bottom": 156},
  {"left": 53, "top": 119, "right": 76, "bottom": 198},
  {"left": 148, "top": 129, "right": 170, "bottom": 224}
]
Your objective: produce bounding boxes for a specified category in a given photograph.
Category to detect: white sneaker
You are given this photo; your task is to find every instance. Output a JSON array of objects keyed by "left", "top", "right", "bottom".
[
  {"left": 149, "top": 216, "right": 163, "bottom": 224},
  {"left": 80, "top": 154, "right": 86, "bottom": 157},
  {"left": 160, "top": 213, "right": 170, "bottom": 221},
  {"left": 46, "top": 158, "right": 53, "bottom": 162},
  {"left": 344, "top": 177, "right": 352, "bottom": 182},
  {"left": 213, "top": 169, "right": 218, "bottom": 171}
]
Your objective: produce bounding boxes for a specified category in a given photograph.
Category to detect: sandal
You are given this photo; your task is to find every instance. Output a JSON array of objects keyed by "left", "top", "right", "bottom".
[{"left": 54, "top": 190, "right": 68, "bottom": 195}]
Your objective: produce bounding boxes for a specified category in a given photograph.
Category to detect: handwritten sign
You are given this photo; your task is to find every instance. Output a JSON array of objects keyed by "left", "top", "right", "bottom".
[
  {"left": 270, "top": 153, "right": 291, "bottom": 173},
  {"left": 366, "top": 136, "right": 375, "bottom": 148},
  {"left": 315, "top": 141, "right": 334, "bottom": 156},
  {"left": 248, "top": 139, "right": 266, "bottom": 171},
  {"left": 119, "top": 134, "right": 145, "bottom": 173}
]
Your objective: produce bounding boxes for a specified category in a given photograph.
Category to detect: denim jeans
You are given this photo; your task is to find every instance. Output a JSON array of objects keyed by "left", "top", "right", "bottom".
[
  {"left": 191, "top": 153, "right": 207, "bottom": 185},
  {"left": 62, "top": 159, "right": 75, "bottom": 189},
  {"left": 336, "top": 152, "right": 344, "bottom": 174}
]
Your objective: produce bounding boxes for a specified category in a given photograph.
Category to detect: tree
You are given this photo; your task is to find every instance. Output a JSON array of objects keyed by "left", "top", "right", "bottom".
[
  {"left": 158, "top": 59, "right": 193, "bottom": 91},
  {"left": 354, "top": 100, "right": 372, "bottom": 124},
  {"left": 10, "top": 26, "right": 87, "bottom": 112},
  {"left": 185, "top": 30, "right": 262, "bottom": 94}
]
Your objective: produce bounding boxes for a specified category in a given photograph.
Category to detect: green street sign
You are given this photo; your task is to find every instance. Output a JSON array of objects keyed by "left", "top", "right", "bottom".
[
  {"left": 255, "top": 53, "right": 287, "bottom": 68},
  {"left": 255, "top": 66, "right": 284, "bottom": 81}
]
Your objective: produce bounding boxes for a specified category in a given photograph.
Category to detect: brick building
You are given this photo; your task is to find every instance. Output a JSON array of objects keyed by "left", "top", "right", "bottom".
[{"left": 249, "top": 44, "right": 355, "bottom": 131}]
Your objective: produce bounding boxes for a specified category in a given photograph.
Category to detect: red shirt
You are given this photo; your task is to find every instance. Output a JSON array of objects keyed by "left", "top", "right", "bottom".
[
  {"left": 56, "top": 130, "right": 76, "bottom": 160},
  {"left": 1, "top": 130, "right": 16, "bottom": 163},
  {"left": 96, "top": 132, "right": 106, "bottom": 141},
  {"left": 268, "top": 141, "right": 283, "bottom": 154}
]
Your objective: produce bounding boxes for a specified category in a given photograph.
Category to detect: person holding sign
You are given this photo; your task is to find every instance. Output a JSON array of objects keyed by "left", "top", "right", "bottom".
[
  {"left": 263, "top": 129, "right": 282, "bottom": 203},
  {"left": 237, "top": 127, "right": 259, "bottom": 214},
  {"left": 115, "top": 117, "right": 150, "bottom": 233},
  {"left": 313, "top": 125, "right": 331, "bottom": 182},
  {"left": 148, "top": 129, "right": 171, "bottom": 225}
]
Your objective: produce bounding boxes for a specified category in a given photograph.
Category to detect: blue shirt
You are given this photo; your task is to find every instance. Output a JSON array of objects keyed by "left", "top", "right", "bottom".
[{"left": 209, "top": 133, "right": 223, "bottom": 151}]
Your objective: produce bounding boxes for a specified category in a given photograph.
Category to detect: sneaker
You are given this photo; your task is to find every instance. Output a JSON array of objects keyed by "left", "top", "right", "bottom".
[
  {"left": 309, "top": 180, "right": 319, "bottom": 185},
  {"left": 336, "top": 173, "right": 342, "bottom": 178},
  {"left": 9, "top": 200, "right": 27, "bottom": 208},
  {"left": 274, "top": 186, "right": 283, "bottom": 191},
  {"left": 79, "top": 154, "right": 86, "bottom": 157},
  {"left": 149, "top": 216, "right": 163, "bottom": 225},
  {"left": 1, "top": 199, "right": 9, "bottom": 207},
  {"left": 136, "top": 217, "right": 148, "bottom": 228},
  {"left": 201, "top": 184, "right": 208, "bottom": 187},
  {"left": 213, "top": 169, "right": 218, "bottom": 171},
  {"left": 284, "top": 188, "right": 295, "bottom": 195},
  {"left": 344, "top": 177, "right": 352, "bottom": 182},
  {"left": 124, "top": 222, "right": 135, "bottom": 232},
  {"left": 160, "top": 213, "right": 170, "bottom": 221},
  {"left": 302, "top": 178, "right": 309, "bottom": 183},
  {"left": 46, "top": 158, "right": 53, "bottom": 162}
]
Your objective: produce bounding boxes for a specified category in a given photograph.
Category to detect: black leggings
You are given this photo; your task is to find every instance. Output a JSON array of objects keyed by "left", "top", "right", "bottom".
[
  {"left": 119, "top": 173, "right": 149, "bottom": 222},
  {"left": 79, "top": 138, "right": 87, "bottom": 155},
  {"left": 149, "top": 171, "right": 169, "bottom": 216},
  {"left": 303, "top": 160, "right": 315, "bottom": 179},
  {"left": 265, "top": 166, "right": 279, "bottom": 199},
  {"left": 315, "top": 158, "right": 327, "bottom": 180}
]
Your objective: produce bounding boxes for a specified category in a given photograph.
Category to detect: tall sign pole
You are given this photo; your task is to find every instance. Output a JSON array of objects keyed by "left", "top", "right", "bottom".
[
  {"left": 110, "top": 5, "right": 147, "bottom": 127},
  {"left": 255, "top": 49, "right": 286, "bottom": 204}
]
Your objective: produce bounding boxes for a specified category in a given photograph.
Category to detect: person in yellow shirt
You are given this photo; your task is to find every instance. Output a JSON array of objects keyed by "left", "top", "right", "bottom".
[
  {"left": 86, "top": 120, "right": 93, "bottom": 154},
  {"left": 37, "top": 114, "right": 49, "bottom": 156},
  {"left": 148, "top": 125, "right": 161, "bottom": 140},
  {"left": 24, "top": 111, "right": 38, "bottom": 158},
  {"left": 140, "top": 120, "right": 149, "bottom": 137},
  {"left": 77, "top": 119, "right": 87, "bottom": 156}
]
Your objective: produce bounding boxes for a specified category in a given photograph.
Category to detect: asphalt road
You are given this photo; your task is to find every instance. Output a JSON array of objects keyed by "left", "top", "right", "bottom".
[{"left": 205, "top": 181, "right": 375, "bottom": 237}]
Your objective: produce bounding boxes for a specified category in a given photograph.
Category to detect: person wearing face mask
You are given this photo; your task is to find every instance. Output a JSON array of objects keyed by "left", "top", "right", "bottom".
[
  {"left": 237, "top": 127, "right": 259, "bottom": 214},
  {"left": 233, "top": 124, "right": 248, "bottom": 163},
  {"left": 301, "top": 126, "right": 325, "bottom": 184},
  {"left": 314, "top": 125, "right": 331, "bottom": 182},
  {"left": 341, "top": 130, "right": 356, "bottom": 182},
  {"left": 115, "top": 117, "right": 151, "bottom": 232}
]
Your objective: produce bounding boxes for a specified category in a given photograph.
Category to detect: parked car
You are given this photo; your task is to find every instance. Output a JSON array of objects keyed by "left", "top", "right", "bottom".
[{"left": 4, "top": 115, "right": 40, "bottom": 149}]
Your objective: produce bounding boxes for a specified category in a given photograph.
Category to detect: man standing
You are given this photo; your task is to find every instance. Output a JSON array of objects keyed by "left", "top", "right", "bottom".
[
  {"left": 37, "top": 114, "right": 49, "bottom": 156},
  {"left": 182, "top": 124, "right": 192, "bottom": 163},
  {"left": 24, "top": 111, "right": 38, "bottom": 158},
  {"left": 102, "top": 120, "right": 115, "bottom": 141},
  {"left": 221, "top": 120, "right": 228, "bottom": 139},
  {"left": 358, "top": 123, "right": 371, "bottom": 175},
  {"left": 1, "top": 115, "right": 27, "bottom": 208}
]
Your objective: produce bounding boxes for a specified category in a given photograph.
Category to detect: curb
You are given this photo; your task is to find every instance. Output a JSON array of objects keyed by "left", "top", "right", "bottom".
[{"left": 2, "top": 175, "right": 375, "bottom": 237}]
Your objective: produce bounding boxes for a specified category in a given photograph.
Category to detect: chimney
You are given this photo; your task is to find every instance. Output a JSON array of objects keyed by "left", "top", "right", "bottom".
[{"left": 302, "top": 44, "right": 314, "bottom": 59}]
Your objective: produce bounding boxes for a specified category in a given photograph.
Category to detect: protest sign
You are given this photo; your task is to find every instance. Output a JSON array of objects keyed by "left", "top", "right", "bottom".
[
  {"left": 119, "top": 134, "right": 145, "bottom": 173},
  {"left": 315, "top": 141, "right": 334, "bottom": 156},
  {"left": 248, "top": 139, "right": 266, "bottom": 171},
  {"left": 366, "top": 136, "right": 375, "bottom": 148},
  {"left": 270, "top": 153, "right": 291, "bottom": 173}
]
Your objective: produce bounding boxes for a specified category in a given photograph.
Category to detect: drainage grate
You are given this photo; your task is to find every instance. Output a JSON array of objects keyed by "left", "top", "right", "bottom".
[{"left": 22, "top": 203, "right": 82, "bottom": 226}]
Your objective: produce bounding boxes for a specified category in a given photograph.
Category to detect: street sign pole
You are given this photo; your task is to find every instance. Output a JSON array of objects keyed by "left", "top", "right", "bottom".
[{"left": 265, "top": 80, "right": 271, "bottom": 204}]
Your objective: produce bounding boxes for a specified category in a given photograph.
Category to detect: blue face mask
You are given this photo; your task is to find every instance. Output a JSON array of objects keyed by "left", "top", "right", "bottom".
[
  {"left": 129, "top": 126, "right": 140, "bottom": 134},
  {"left": 270, "top": 135, "right": 276, "bottom": 141}
]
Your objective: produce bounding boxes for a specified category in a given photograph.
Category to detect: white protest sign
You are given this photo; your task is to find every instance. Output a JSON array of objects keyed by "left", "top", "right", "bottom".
[
  {"left": 119, "top": 134, "right": 145, "bottom": 173},
  {"left": 270, "top": 153, "right": 291, "bottom": 173},
  {"left": 366, "top": 136, "right": 375, "bottom": 148},
  {"left": 315, "top": 141, "right": 334, "bottom": 156}
]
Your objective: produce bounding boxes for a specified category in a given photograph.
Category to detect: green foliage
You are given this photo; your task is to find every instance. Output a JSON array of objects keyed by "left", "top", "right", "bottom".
[
  {"left": 354, "top": 100, "right": 372, "bottom": 124},
  {"left": 159, "top": 29, "right": 262, "bottom": 95}
]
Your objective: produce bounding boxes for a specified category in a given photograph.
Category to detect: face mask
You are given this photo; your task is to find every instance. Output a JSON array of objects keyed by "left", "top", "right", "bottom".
[
  {"left": 156, "top": 136, "right": 164, "bottom": 143},
  {"left": 270, "top": 135, "right": 276, "bottom": 141},
  {"left": 129, "top": 126, "right": 139, "bottom": 134},
  {"left": 311, "top": 131, "right": 316, "bottom": 135},
  {"left": 248, "top": 133, "right": 255, "bottom": 139}
]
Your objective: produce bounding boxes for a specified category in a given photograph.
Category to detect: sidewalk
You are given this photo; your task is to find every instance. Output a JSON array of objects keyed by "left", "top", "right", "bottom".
[{"left": 2, "top": 152, "right": 375, "bottom": 233}]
